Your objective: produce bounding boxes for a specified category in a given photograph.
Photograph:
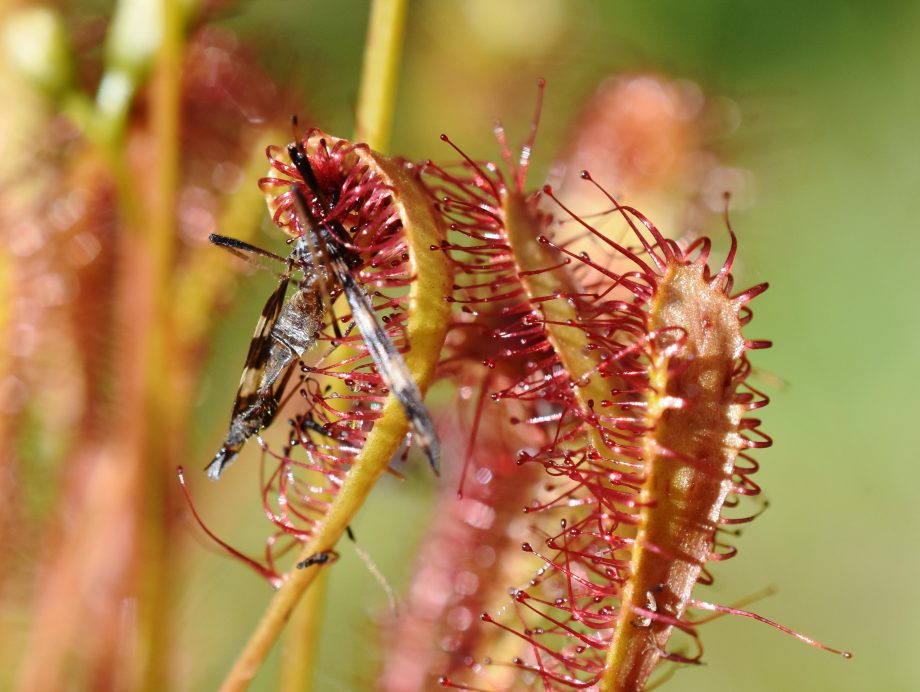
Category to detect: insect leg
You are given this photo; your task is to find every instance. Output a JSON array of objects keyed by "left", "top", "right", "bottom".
[
  {"left": 209, "top": 233, "right": 289, "bottom": 265},
  {"left": 296, "top": 550, "right": 338, "bottom": 569}
]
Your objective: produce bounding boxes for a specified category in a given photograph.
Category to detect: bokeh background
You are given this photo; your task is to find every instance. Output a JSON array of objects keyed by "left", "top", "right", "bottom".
[{"left": 1, "top": 0, "right": 917, "bottom": 690}]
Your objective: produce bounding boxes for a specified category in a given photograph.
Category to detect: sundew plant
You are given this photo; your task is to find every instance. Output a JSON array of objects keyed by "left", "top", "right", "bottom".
[{"left": 1, "top": 0, "right": 882, "bottom": 690}]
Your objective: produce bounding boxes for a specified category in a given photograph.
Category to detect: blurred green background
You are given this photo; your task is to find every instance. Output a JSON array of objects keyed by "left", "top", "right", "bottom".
[{"left": 6, "top": 0, "right": 919, "bottom": 689}]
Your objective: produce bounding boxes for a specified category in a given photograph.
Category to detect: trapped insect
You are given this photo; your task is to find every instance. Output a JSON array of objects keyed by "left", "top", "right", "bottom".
[{"left": 206, "top": 139, "right": 441, "bottom": 480}]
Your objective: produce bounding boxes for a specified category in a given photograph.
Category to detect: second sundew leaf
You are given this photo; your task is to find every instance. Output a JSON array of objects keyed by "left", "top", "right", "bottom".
[{"left": 501, "top": 189, "right": 623, "bottom": 460}]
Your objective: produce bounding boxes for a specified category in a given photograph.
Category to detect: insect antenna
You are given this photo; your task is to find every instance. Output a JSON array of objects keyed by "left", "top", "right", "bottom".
[
  {"left": 208, "top": 233, "right": 293, "bottom": 281},
  {"left": 209, "top": 233, "right": 289, "bottom": 264}
]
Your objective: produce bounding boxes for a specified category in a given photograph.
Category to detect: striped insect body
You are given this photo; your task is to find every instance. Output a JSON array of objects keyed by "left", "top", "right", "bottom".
[{"left": 206, "top": 264, "right": 324, "bottom": 480}]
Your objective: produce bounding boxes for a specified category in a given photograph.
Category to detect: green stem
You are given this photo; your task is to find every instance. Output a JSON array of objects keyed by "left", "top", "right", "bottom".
[
  {"left": 280, "top": 570, "right": 330, "bottom": 692},
  {"left": 353, "top": 0, "right": 408, "bottom": 152},
  {"left": 137, "top": 0, "right": 182, "bottom": 687}
]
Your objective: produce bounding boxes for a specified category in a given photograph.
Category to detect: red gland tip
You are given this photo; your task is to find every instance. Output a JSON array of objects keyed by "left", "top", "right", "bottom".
[{"left": 580, "top": 169, "right": 592, "bottom": 180}]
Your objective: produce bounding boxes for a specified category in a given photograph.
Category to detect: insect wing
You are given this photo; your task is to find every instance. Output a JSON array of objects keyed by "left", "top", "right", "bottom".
[
  {"left": 232, "top": 276, "right": 290, "bottom": 418},
  {"left": 329, "top": 252, "right": 442, "bottom": 475},
  {"left": 206, "top": 277, "right": 290, "bottom": 479}
]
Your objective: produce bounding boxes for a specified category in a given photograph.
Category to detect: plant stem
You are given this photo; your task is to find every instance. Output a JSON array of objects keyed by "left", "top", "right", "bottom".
[
  {"left": 354, "top": 0, "right": 408, "bottom": 152},
  {"left": 280, "top": 570, "right": 330, "bottom": 692},
  {"left": 137, "top": 0, "right": 182, "bottom": 686}
]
